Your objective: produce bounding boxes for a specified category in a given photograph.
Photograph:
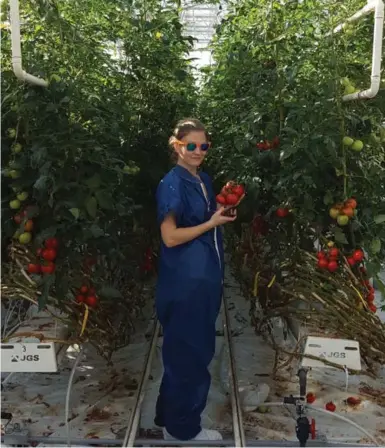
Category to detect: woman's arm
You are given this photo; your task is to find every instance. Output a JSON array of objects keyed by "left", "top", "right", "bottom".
[
  {"left": 161, "top": 213, "right": 214, "bottom": 248},
  {"left": 161, "top": 207, "right": 236, "bottom": 248}
]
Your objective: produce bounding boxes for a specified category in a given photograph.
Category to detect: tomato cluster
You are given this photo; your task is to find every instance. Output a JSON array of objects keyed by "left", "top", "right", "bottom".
[
  {"left": 256, "top": 136, "right": 280, "bottom": 151},
  {"left": 216, "top": 181, "right": 245, "bottom": 206},
  {"left": 359, "top": 271, "right": 376, "bottom": 313},
  {"left": 75, "top": 285, "right": 98, "bottom": 307},
  {"left": 346, "top": 249, "right": 365, "bottom": 267},
  {"left": 317, "top": 247, "right": 340, "bottom": 272},
  {"left": 27, "top": 238, "right": 58, "bottom": 275},
  {"left": 329, "top": 197, "right": 357, "bottom": 227}
]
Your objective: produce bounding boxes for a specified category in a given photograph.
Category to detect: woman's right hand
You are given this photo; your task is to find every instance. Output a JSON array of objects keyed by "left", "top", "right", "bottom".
[{"left": 209, "top": 206, "right": 237, "bottom": 227}]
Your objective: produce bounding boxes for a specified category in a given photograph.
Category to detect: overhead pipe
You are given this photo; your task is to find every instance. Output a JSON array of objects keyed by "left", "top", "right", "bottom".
[
  {"left": 9, "top": 0, "right": 48, "bottom": 87},
  {"left": 333, "top": 0, "right": 384, "bottom": 102}
]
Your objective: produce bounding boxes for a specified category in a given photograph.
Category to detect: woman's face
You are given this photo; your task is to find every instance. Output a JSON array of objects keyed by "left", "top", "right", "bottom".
[{"left": 174, "top": 131, "right": 209, "bottom": 168}]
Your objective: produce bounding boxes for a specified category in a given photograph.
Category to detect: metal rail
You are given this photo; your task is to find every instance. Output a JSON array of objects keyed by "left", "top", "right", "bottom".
[
  {"left": 120, "top": 294, "right": 246, "bottom": 447},
  {"left": 1, "top": 435, "right": 376, "bottom": 447},
  {"left": 122, "top": 319, "right": 161, "bottom": 447},
  {"left": 222, "top": 293, "right": 247, "bottom": 447}
]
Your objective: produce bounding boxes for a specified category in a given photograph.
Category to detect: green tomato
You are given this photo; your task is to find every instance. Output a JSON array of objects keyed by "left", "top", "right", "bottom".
[
  {"left": 13, "top": 229, "right": 21, "bottom": 240},
  {"left": 10, "top": 199, "right": 21, "bottom": 210},
  {"left": 7, "top": 128, "right": 16, "bottom": 138},
  {"left": 337, "top": 215, "right": 349, "bottom": 226},
  {"left": 12, "top": 143, "right": 22, "bottom": 153},
  {"left": 342, "top": 136, "right": 354, "bottom": 146},
  {"left": 351, "top": 140, "right": 364, "bottom": 151},
  {"left": 19, "top": 232, "right": 32, "bottom": 244},
  {"left": 9, "top": 170, "right": 21, "bottom": 179},
  {"left": 341, "top": 77, "right": 351, "bottom": 87},
  {"left": 17, "top": 191, "right": 29, "bottom": 201},
  {"left": 344, "top": 85, "right": 355, "bottom": 95}
]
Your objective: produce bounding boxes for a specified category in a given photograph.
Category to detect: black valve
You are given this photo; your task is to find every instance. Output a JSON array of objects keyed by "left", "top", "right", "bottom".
[{"left": 296, "top": 416, "right": 310, "bottom": 447}]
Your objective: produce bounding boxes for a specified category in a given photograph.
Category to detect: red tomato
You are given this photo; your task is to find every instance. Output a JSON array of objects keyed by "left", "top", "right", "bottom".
[
  {"left": 76, "top": 295, "right": 85, "bottom": 303},
  {"left": 80, "top": 285, "right": 88, "bottom": 294},
  {"left": 41, "top": 262, "right": 55, "bottom": 274},
  {"left": 367, "top": 293, "right": 375, "bottom": 303},
  {"left": 24, "top": 219, "right": 34, "bottom": 232},
  {"left": 232, "top": 185, "right": 245, "bottom": 197},
  {"left": 325, "top": 402, "right": 336, "bottom": 412},
  {"left": 276, "top": 208, "right": 289, "bottom": 218},
  {"left": 42, "top": 248, "right": 57, "bottom": 261},
  {"left": 226, "top": 193, "right": 239, "bottom": 205},
  {"left": 265, "top": 141, "right": 272, "bottom": 150},
  {"left": 317, "top": 251, "right": 326, "bottom": 259},
  {"left": 27, "top": 263, "right": 41, "bottom": 274},
  {"left": 306, "top": 393, "right": 316, "bottom": 404},
  {"left": 216, "top": 194, "right": 227, "bottom": 205},
  {"left": 328, "top": 261, "right": 338, "bottom": 272},
  {"left": 345, "top": 198, "right": 357, "bottom": 209},
  {"left": 86, "top": 295, "right": 97, "bottom": 307},
  {"left": 221, "top": 186, "right": 229, "bottom": 196},
  {"left": 346, "top": 397, "right": 361, "bottom": 406},
  {"left": 329, "top": 248, "right": 339, "bottom": 258},
  {"left": 14, "top": 214, "right": 22, "bottom": 224},
  {"left": 369, "top": 303, "right": 377, "bottom": 313},
  {"left": 318, "top": 258, "right": 329, "bottom": 269},
  {"left": 353, "top": 249, "right": 364, "bottom": 262},
  {"left": 347, "top": 257, "right": 356, "bottom": 266},
  {"left": 45, "top": 237, "right": 58, "bottom": 249}
]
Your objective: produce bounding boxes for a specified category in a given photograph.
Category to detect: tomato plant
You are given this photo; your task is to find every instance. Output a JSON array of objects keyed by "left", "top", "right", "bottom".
[
  {"left": 1, "top": 0, "right": 196, "bottom": 360},
  {"left": 199, "top": 0, "right": 385, "bottom": 372}
]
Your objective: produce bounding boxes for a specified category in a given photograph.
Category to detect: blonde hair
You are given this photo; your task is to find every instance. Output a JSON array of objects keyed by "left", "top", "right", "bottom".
[{"left": 169, "top": 118, "right": 209, "bottom": 147}]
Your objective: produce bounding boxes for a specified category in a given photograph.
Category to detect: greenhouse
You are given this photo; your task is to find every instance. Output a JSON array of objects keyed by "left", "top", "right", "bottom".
[{"left": 1, "top": 0, "right": 385, "bottom": 446}]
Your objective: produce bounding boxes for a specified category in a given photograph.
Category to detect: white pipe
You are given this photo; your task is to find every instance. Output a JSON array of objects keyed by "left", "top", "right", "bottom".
[
  {"left": 9, "top": 0, "right": 48, "bottom": 87},
  {"left": 334, "top": 0, "right": 384, "bottom": 102},
  {"left": 260, "top": 402, "right": 380, "bottom": 447}
]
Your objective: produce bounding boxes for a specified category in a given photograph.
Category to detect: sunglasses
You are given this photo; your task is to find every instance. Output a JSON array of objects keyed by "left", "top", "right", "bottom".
[{"left": 175, "top": 139, "right": 211, "bottom": 152}]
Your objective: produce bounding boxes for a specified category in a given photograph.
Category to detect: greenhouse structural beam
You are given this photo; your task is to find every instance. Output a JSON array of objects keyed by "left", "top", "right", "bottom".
[
  {"left": 333, "top": 0, "right": 384, "bottom": 101},
  {"left": 9, "top": 0, "right": 48, "bottom": 87}
]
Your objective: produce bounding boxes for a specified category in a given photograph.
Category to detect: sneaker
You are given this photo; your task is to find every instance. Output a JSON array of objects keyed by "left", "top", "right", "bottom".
[{"left": 163, "top": 427, "right": 223, "bottom": 441}]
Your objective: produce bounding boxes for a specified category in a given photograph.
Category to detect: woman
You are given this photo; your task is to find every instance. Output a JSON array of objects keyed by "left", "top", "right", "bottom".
[{"left": 154, "top": 118, "right": 236, "bottom": 441}]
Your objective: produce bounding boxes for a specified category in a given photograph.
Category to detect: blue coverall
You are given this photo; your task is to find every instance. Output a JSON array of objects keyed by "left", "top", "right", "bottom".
[{"left": 154, "top": 164, "right": 224, "bottom": 440}]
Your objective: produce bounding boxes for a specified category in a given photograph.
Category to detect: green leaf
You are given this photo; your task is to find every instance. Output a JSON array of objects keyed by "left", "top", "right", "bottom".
[
  {"left": 323, "top": 191, "right": 334, "bottom": 206},
  {"left": 370, "top": 237, "right": 381, "bottom": 254},
  {"left": 99, "top": 286, "right": 123, "bottom": 299},
  {"left": 85, "top": 196, "right": 98, "bottom": 218},
  {"left": 34, "top": 175, "right": 50, "bottom": 191},
  {"left": 90, "top": 224, "right": 104, "bottom": 238},
  {"left": 333, "top": 227, "right": 348, "bottom": 244},
  {"left": 85, "top": 174, "right": 102, "bottom": 190},
  {"left": 95, "top": 190, "right": 113, "bottom": 210},
  {"left": 374, "top": 214, "right": 385, "bottom": 224},
  {"left": 69, "top": 208, "right": 80, "bottom": 219}
]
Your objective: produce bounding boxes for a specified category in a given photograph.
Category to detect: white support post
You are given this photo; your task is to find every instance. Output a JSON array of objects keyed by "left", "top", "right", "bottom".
[
  {"left": 333, "top": 0, "right": 384, "bottom": 102},
  {"left": 10, "top": 0, "right": 49, "bottom": 87}
]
